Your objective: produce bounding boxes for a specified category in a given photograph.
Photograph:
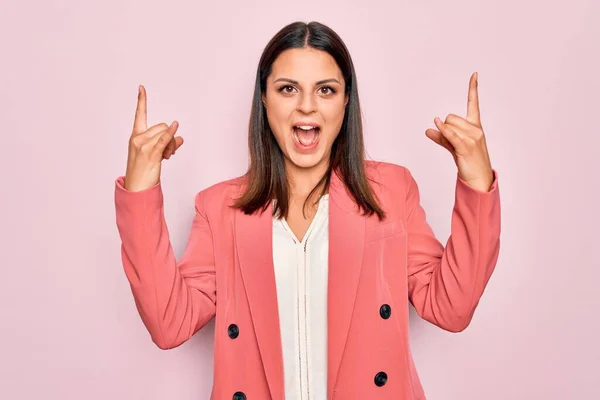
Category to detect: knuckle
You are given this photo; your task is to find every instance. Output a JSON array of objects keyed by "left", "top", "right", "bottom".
[
  {"left": 130, "top": 135, "right": 143, "bottom": 149},
  {"left": 153, "top": 123, "right": 169, "bottom": 131},
  {"left": 140, "top": 142, "right": 153, "bottom": 153},
  {"left": 445, "top": 114, "right": 458, "bottom": 124}
]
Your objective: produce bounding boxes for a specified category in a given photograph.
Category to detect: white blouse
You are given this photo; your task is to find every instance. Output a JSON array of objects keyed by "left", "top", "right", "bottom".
[{"left": 272, "top": 194, "right": 330, "bottom": 400}]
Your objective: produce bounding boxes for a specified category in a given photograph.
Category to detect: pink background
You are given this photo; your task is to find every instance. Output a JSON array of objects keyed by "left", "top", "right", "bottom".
[{"left": 2, "top": 0, "right": 599, "bottom": 398}]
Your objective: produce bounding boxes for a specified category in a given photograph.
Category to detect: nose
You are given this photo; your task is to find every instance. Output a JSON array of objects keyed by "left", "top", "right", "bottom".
[{"left": 296, "top": 92, "right": 317, "bottom": 114}]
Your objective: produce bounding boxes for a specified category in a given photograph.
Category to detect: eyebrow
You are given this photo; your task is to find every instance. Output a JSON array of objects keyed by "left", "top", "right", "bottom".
[{"left": 273, "top": 78, "right": 341, "bottom": 85}]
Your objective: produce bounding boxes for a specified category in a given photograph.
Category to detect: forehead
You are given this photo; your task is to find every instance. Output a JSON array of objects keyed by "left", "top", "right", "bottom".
[{"left": 270, "top": 47, "right": 343, "bottom": 83}]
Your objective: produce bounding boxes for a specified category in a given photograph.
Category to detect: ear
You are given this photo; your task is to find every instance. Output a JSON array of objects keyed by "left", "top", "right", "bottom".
[
  {"left": 344, "top": 94, "right": 349, "bottom": 108},
  {"left": 262, "top": 92, "right": 266, "bottom": 106}
]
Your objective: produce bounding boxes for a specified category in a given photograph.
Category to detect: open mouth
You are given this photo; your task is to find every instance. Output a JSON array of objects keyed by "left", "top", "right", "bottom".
[{"left": 292, "top": 125, "right": 321, "bottom": 147}]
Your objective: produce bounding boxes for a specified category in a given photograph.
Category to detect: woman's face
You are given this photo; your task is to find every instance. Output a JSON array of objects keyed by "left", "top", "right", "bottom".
[{"left": 262, "top": 47, "right": 348, "bottom": 172}]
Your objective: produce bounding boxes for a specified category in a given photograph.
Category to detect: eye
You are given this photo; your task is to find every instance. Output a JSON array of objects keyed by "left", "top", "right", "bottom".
[
  {"left": 278, "top": 85, "right": 296, "bottom": 94},
  {"left": 319, "top": 86, "right": 336, "bottom": 95}
]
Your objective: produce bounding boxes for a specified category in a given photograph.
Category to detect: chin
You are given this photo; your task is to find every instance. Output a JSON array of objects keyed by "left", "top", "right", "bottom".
[{"left": 286, "top": 146, "right": 329, "bottom": 170}]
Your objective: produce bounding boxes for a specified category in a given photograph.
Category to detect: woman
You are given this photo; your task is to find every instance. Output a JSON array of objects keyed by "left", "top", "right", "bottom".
[{"left": 114, "top": 21, "right": 500, "bottom": 400}]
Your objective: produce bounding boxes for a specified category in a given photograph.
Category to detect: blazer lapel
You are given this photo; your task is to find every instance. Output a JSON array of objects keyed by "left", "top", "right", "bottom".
[
  {"left": 233, "top": 169, "right": 366, "bottom": 400},
  {"left": 235, "top": 201, "right": 285, "bottom": 400},
  {"left": 327, "top": 169, "right": 366, "bottom": 399}
]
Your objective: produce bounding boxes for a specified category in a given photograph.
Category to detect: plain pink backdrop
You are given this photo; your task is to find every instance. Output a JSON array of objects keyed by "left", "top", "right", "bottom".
[{"left": 1, "top": 0, "right": 598, "bottom": 399}]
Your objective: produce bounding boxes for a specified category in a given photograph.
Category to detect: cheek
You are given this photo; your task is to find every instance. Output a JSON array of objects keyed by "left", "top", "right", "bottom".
[
  {"left": 266, "top": 100, "right": 294, "bottom": 127},
  {"left": 265, "top": 107, "right": 291, "bottom": 147},
  {"left": 322, "top": 103, "right": 346, "bottom": 132}
]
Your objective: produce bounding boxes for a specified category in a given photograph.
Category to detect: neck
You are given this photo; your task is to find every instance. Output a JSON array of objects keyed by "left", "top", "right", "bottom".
[{"left": 284, "top": 158, "right": 330, "bottom": 203}]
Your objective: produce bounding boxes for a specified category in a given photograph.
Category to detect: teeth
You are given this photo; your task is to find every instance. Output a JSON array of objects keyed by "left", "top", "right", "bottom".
[{"left": 295, "top": 125, "right": 318, "bottom": 130}]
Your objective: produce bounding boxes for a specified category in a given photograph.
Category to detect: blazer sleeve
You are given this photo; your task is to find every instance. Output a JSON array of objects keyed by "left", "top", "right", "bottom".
[
  {"left": 114, "top": 176, "right": 216, "bottom": 349},
  {"left": 404, "top": 167, "right": 501, "bottom": 332}
]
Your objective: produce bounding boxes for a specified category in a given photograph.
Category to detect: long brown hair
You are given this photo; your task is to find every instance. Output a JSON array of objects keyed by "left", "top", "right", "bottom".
[{"left": 233, "top": 21, "right": 385, "bottom": 221}]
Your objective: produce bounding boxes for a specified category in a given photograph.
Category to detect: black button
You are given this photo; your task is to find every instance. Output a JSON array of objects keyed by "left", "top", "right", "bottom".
[
  {"left": 227, "top": 324, "right": 239, "bottom": 339},
  {"left": 374, "top": 371, "right": 388, "bottom": 387},
  {"left": 232, "top": 392, "right": 246, "bottom": 400},
  {"left": 379, "top": 304, "right": 392, "bottom": 319}
]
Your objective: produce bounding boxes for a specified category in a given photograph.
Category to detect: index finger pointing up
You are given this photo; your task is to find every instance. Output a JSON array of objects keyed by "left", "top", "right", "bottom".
[
  {"left": 466, "top": 72, "right": 481, "bottom": 127},
  {"left": 133, "top": 85, "right": 148, "bottom": 135}
]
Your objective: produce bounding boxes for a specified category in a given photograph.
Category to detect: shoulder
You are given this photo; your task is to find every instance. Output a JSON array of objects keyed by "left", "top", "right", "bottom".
[
  {"left": 362, "top": 160, "right": 417, "bottom": 218},
  {"left": 193, "top": 174, "right": 247, "bottom": 213},
  {"left": 364, "top": 159, "right": 413, "bottom": 188}
]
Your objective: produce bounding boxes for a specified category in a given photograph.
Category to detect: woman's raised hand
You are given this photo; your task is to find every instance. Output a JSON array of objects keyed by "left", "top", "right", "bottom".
[
  {"left": 123, "top": 85, "right": 184, "bottom": 192},
  {"left": 425, "top": 73, "right": 494, "bottom": 192}
]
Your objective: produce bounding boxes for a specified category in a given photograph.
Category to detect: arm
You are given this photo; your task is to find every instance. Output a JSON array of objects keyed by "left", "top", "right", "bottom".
[
  {"left": 114, "top": 176, "right": 216, "bottom": 349},
  {"left": 405, "top": 167, "right": 501, "bottom": 332}
]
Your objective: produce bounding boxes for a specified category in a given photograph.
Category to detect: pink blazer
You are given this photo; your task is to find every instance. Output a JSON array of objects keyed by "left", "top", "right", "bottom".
[{"left": 114, "top": 160, "right": 501, "bottom": 400}]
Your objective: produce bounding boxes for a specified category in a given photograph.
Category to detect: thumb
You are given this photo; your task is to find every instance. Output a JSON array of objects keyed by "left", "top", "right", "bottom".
[
  {"left": 150, "top": 121, "right": 178, "bottom": 156},
  {"left": 426, "top": 129, "right": 454, "bottom": 153}
]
